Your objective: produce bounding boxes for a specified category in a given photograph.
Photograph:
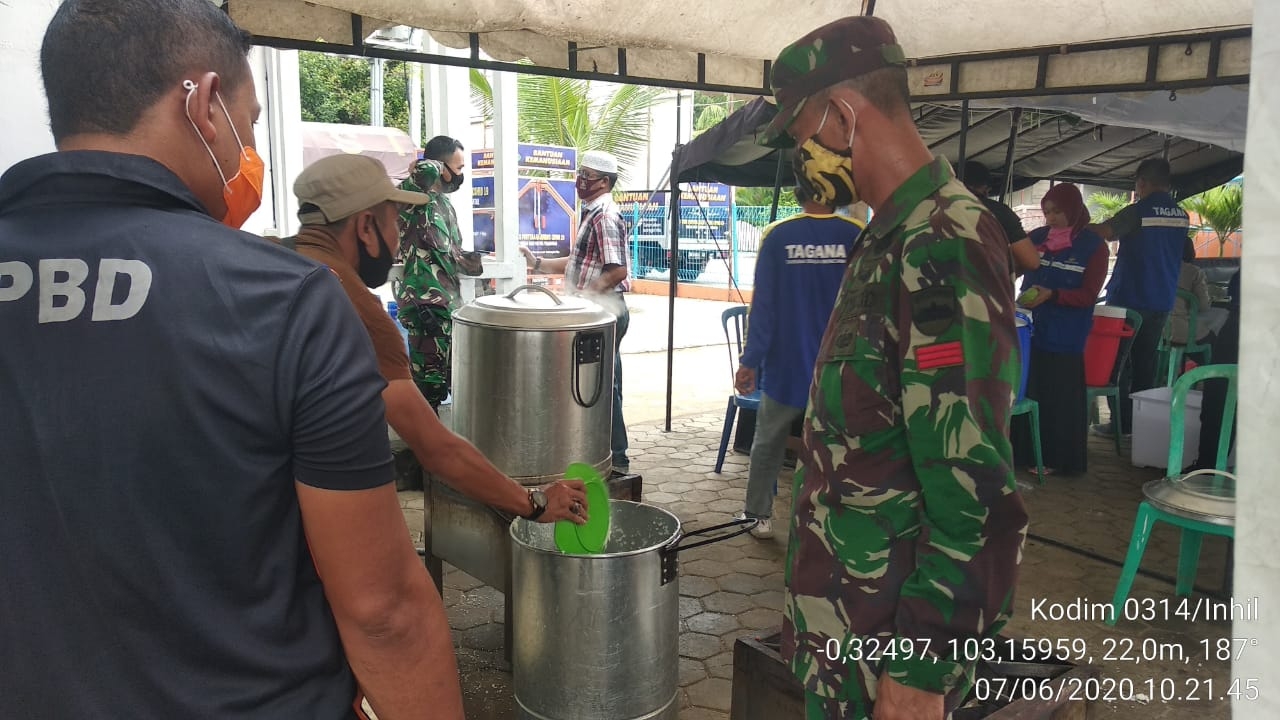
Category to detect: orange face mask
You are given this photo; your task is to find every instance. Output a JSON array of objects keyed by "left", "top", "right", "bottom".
[{"left": 183, "top": 80, "right": 265, "bottom": 229}]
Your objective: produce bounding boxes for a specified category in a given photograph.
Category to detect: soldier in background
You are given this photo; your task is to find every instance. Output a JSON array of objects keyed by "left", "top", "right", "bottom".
[
  {"left": 759, "top": 16, "right": 1029, "bottom": 720},
  {"left": 396, "top": 135, "right": 485, "bottom": 414}
]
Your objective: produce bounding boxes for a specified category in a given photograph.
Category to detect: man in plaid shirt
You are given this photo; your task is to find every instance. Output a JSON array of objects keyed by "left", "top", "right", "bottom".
[{"left": 521, "top": 150, "right": 632, "bottom": 473}]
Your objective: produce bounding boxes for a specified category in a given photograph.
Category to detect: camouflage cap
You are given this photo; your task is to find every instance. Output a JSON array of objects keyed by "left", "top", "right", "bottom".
[{"left": 758, "top": 16, "right": 907, "bottom": 148}]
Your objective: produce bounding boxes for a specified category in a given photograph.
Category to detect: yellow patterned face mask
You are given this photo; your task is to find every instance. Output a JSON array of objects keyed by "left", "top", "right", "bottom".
[{"left": 795, "top": 101, "right": 859, "bottom": 208}]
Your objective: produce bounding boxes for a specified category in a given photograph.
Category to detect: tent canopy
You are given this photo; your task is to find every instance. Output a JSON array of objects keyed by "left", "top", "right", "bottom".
[
  {"left": 229, "top": 1, "right": 1251, "bottom": 98},
  {"left": 301, "top": 122, "right": 419, "bottom": 180},
  {"left": 672, "top": 95, "right": 1244, "bottom": 196}
]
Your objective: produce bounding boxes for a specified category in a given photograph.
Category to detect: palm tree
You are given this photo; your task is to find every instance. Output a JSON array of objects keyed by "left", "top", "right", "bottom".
[
  {"left": 1088, "top": 191, "right": 1131, "bottom": 222},
  {"left": 470, "top": 68, "right": 666, "bottom": 182},
  {"left": 1182, "top": 183, "right": 1243, "bottom": 257}
]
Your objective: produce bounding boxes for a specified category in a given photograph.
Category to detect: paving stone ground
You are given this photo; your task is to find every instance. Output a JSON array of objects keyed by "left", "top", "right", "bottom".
[{"left": 400, "top": 406, "right": 1234, "bottom": 720}]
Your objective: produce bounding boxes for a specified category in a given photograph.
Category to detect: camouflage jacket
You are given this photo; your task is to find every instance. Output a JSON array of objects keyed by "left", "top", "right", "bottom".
[
  {"left": 783, "top": 158, "right": 1029, "bottom": 707},
  {"left": 394, "top": 160, "right": 484, "bottom": 326}
]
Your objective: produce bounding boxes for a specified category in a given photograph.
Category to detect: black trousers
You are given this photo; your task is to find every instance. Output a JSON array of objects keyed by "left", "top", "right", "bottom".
[
  {"left": 1109, "top": 308, "right": 1168, "bottom": 433},
  {"left": 1196, "top": 310, "right": 1239, "bottom": 468}
]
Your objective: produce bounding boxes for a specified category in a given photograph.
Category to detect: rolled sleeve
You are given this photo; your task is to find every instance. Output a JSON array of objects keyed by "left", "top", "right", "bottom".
[
  {"left": 887, "top": 217, "right": 1029, "bottom": 694},
  {"left": 599, "top": 214, "right": 630, "bottom": 268}
]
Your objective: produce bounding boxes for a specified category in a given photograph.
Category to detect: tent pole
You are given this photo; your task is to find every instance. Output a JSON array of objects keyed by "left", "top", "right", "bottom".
[
  {"left": 665, "top": 164, "right": 680, "bottom": 433},
  {"left": 956, "top": 99, "right": 970, "bottom": 180},
  {"left": 999, "top": 108, "right": 1022, "bottom": 203},
  {"left": 769, "top": 151, "right": 785, "bottom": 223}
]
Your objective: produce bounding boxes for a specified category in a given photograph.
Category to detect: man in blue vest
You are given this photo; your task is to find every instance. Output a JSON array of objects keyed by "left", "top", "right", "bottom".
[
  {"left": 1089, "top": 159, "right": 1190, "bottom": 436},
  {"left": 733, "top": 181, "right": 863, "bottom": 538}
]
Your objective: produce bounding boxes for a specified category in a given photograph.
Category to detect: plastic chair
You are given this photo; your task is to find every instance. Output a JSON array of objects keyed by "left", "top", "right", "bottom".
[
  {"left": 714, "top": 306, "right": 762, "bottom": 473},
  {"left": 1086, "top": 308, "right": 1143, "bottom": 455},
  {"left": 1157, "top": 289, "right": 1214, "bottom": 387},
  {"left": 1106, "top": 364, "right": 1237, "bottom": 626},
  {"left": 1012, "top": 398, "right": 1044, "bottom": 484}
]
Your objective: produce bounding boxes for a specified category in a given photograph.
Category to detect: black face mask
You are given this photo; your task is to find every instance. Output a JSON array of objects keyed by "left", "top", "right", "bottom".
[
  {"left": 357, "top": 220, "right": 395, "bottom": 288},
  {"left": 442, "top": 169, "right": 464, "bottom": 194}
]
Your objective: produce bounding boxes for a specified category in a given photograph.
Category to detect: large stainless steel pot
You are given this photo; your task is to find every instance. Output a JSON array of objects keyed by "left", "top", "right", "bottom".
[
  {"left": 509, "top": 502, "right": 755, "bottom": 720},
  {"left": 452, "top": 284, "right": 615, "bottom": 485}
]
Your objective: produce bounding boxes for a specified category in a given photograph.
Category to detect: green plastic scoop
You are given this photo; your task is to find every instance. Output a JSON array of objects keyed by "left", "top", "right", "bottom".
[{"left": 553, "top": 463, "right": 611, "bottom": 554}]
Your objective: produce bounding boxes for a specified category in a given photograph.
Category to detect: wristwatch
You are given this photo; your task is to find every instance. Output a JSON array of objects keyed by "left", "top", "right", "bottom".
[
  {"left": 524, "top": 489, "right": 548, "bottom": 520},
  {"left": 533, "top": 257, "right": 543, "bottom": 272}
]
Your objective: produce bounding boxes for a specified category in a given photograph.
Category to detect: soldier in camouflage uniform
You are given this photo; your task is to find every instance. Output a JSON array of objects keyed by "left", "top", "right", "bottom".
[
  {"left": 396, "top": 136, "right": 485, "bottom": 410},
  {"left": 759, "top": 17, "right": 1029, "bottom": 720}
]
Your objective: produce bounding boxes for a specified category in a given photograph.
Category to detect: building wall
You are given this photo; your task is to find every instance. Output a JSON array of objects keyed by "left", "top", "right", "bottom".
[{"left": 1, "top": 0, "right": 60, "bottom": 172}]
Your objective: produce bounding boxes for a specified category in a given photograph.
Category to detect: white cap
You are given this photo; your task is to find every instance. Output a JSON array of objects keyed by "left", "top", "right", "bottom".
[{"left": 580, "top": 150, "right": 618, "bottom": 175}]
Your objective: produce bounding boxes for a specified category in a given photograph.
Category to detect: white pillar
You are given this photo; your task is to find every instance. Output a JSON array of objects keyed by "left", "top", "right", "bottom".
[
  {"left": 490, "top": 69, "right": 523, "bottom": 296},
  {"left": 1234, "top": 2, "right": 1280, "bottom": 715},
  {"left": 440, "top": 62, "right": 474, "bottom": 254},
  {"left": 369, "top": 58, "right": 385, "bottom": 127},
  {"left": 248, "top": 47, "right": 303, "bottom": 239},
  {"left": 408, "top": 34, "right": 423, "bottom": 146},
  {"left": 420, "top": 38, "right": 499, "bottom": 301},
  {"left": 422, "top": 39, "right": 446, "bottom": 140}
]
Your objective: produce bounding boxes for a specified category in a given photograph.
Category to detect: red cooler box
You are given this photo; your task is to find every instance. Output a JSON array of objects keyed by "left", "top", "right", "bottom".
[{"left": 1084, "top": 305, "right": 1132, "bottom": 387}]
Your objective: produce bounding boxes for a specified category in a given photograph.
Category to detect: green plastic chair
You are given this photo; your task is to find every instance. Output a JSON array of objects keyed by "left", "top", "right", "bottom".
[
  {"left": 1086, "top": 308, "right": 1142, "bottom": 455},
  {"left": 1012, "top": 398, "right": 1044, "bottom": 484},
  {"left": 1106, "top": 364, "right": 1237, "bottom": 626},
  {"left": 1157, "top": 289, "right": 1214, "bottom": 387}
]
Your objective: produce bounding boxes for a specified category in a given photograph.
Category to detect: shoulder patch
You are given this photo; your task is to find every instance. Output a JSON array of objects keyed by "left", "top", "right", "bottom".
[
  {"left": 916, "top": 340, "right": 964, "bottom": 370},
  {"left": 910, "top": 285, "right": 958, "bottom": 337}
]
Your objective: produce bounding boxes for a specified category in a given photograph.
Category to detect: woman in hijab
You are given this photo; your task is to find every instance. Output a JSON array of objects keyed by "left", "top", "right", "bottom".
[{"left": 1013, "top": 183, "right": 1110, "bottom": 476}]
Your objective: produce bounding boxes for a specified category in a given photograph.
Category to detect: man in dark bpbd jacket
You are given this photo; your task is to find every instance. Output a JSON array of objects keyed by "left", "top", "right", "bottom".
[{"left": 0, "top": 1, "right": 463, "bottom": 718}]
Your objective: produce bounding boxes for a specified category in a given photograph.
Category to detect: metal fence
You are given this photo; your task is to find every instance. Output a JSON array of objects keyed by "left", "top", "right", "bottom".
[{"left": 624, "top": 205, "right": 804, "bottom": 285}]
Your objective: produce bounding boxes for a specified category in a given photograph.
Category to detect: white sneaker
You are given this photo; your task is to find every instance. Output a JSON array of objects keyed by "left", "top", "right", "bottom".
[{"left": 735, "top": 512, "right": 774, "bottom": 539}]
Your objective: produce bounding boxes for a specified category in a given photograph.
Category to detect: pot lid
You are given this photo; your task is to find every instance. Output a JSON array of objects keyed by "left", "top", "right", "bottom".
[
  {"left": 1141, "top": 471, "right": 1235, "bottom": 526},
  {"left": 455, "top": 284, "right": 615, "bottom": 330}
]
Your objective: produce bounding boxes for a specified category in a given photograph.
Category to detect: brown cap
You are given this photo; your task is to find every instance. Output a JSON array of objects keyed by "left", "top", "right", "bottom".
[
  {"left": 294, "top": 154, "right": 430, "bottom": 224},
  {"left": 758, "top": 16, "right": 907, "bottom": 148}
]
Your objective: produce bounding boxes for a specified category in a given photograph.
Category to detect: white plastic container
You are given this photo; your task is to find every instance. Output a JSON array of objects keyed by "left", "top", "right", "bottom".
[
  {"left": 1130, "top": 387, "right": 1202, "bottom": 470},
  {"left": 1094, "top": 304, "right": 1128, "bottom": 320}
]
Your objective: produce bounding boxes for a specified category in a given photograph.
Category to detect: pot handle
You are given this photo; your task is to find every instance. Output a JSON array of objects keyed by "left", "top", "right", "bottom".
[
  {"left": 659, "top": 517, "right": 759, "bottom": 585},
  {"left": 571, "top": 331, "right": 606, "bottom": 408},
  {"left": 506, "top": 284, "right": 564, "bottom": 305},
  {"left": 1173, "top": 468, "right": 1238, "bottom": 487}
]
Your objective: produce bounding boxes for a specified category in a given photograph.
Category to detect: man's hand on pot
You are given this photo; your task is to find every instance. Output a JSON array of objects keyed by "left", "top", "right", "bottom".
[{"left": 537, "top": 480, "right": 589, "bottom": 524}]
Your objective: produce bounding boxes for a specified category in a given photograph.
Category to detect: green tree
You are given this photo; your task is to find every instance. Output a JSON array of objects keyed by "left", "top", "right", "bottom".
[
  {"left": 470, "top": 69, "right": 666, "bottom": 182},
  {"left": 1182, "top": 182, "right": 1244, "bottom": 257},
  {"left": 693, "top": 104, "right": 727, "bottom": 135},
  {"left": 735, "top": 186, "right": 798, "bottom": 210},
  {"left": 298, "top": 51, "right": 410, "bottom": 133},
  {"left": 692, "top": 92, "right": 748, "bottom": 135},
  {"left": 1087, "top": 191, "right": 1130, "bottom": 221}
]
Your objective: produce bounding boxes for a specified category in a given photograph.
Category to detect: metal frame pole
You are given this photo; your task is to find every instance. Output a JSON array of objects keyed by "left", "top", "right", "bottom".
[
  {"left": 665, "top": 164, "right": 680, "bottom": 432},
  {"left": 956, "top": 99, "right": 971, "bottom": 180},
  {"left": 999, "top": 108, "right": 1023, "bottom": 203},
  {"left": 768, "top": 151, "right": 785, "bottom": 223}
]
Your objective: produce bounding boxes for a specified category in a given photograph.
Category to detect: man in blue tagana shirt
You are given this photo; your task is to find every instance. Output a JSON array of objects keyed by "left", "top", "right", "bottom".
[{"left": 733, "top": 183, "right": 863, "bottom": 538}]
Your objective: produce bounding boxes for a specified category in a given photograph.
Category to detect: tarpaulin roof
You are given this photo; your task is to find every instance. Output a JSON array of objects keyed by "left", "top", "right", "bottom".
[
  {"left": 229, "top": 1, "right": 1251, "bottom": 98},
  {"left": 672, "top": 95, "right": 1244, "bottom": 196}
]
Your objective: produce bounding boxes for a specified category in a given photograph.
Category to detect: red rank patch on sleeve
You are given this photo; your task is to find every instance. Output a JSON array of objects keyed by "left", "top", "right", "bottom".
[{"left": 916, "top": 341, "right": 964, "bottom": 370}]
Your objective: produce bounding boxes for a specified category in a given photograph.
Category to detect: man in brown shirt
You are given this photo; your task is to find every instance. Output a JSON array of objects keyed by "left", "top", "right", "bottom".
[{"left": 289, "top": 154, "right": 588, "bottom": 525}]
